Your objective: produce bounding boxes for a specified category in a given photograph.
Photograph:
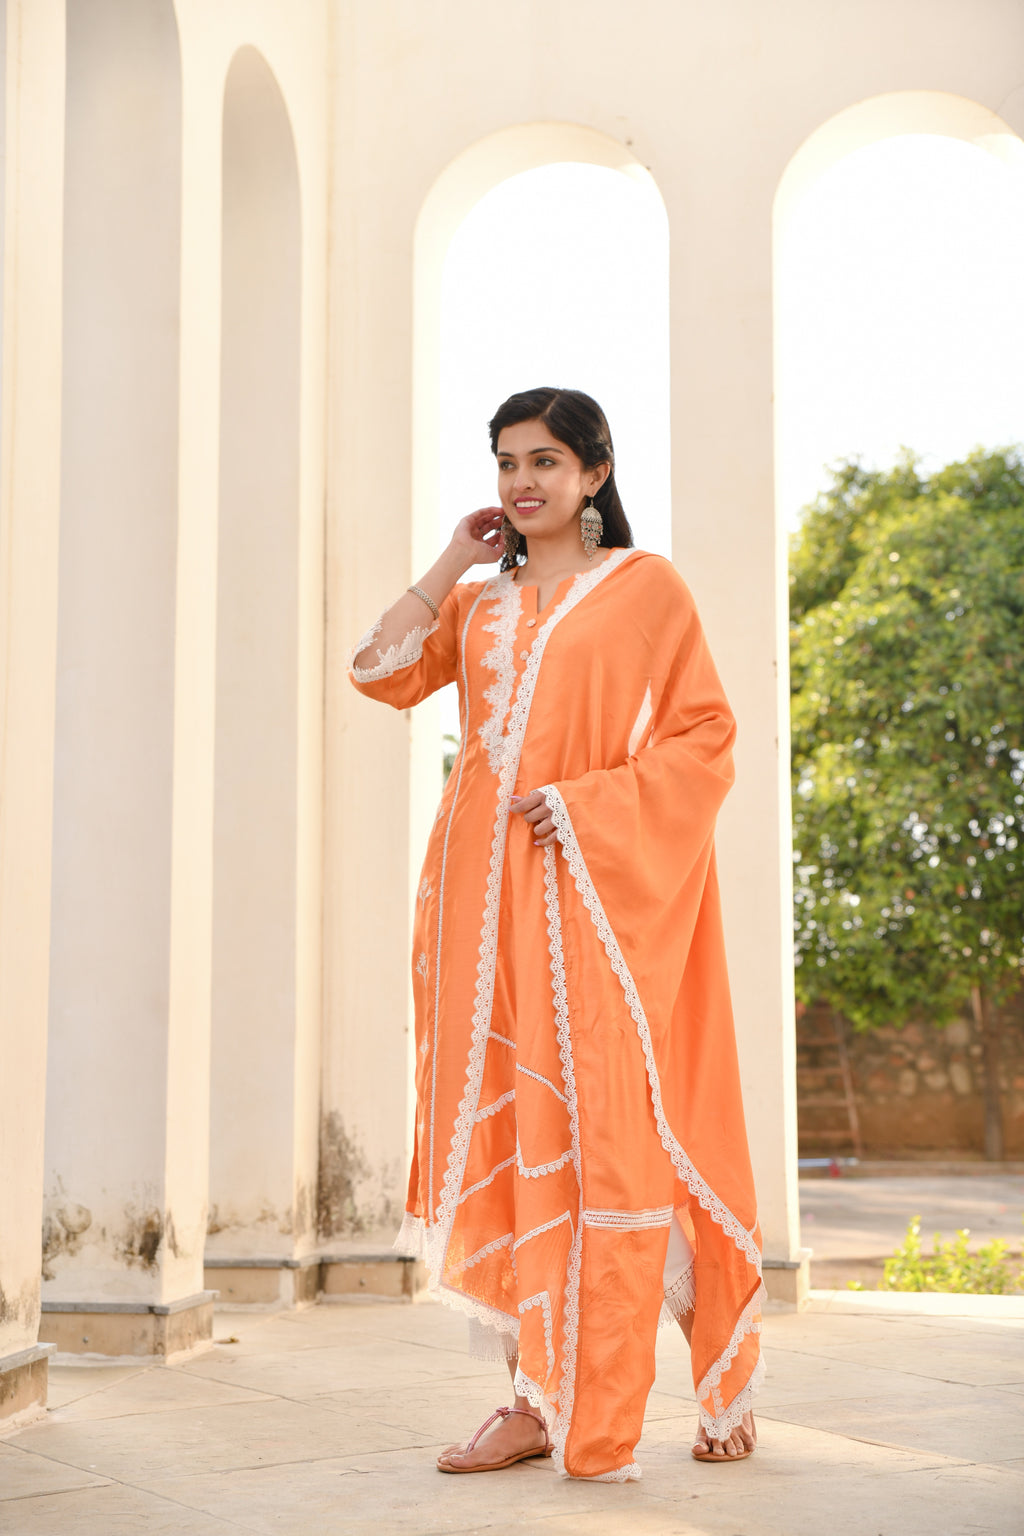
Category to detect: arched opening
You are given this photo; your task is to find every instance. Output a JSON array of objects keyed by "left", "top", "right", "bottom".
[
  {"left": 775, "top": 91, "right": 1024, "bottom": 531},
  {"left": 412, "top": 121, "right": 670, "bottom": 824},
  {"left": 45, "top": 0, "right": 184, "bottom": 1304},
  {"left": 773, "top": 91, "right": 1024, "bottom": 1166},
  {"left": 415, "top": 125, "right": 669, "bottom": 572},
  {"left": 438, "top": 161, "right": 671, "bottom": 559},
  {"left": 208, "top": 47, "right": 307, "bottom": 1269},
  {"left": 431, "top": 153, "right": 671, "bottom": 775}
]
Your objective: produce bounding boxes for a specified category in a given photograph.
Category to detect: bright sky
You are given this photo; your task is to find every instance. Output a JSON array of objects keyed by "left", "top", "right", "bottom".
[
  {"left": 441, "top": 135, "right": 1024, "bottom": 549},
  {"left": 775, "top": 133, "right": 1024, "bottom": 528},
  {"left": 436, "top": 135, "right": 1024, "bottom": 735}
]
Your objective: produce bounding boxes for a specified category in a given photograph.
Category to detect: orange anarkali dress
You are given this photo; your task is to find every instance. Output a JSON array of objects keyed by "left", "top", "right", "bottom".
[{"left": 349, "top": 549, "right": 763, "bottom": 1480}]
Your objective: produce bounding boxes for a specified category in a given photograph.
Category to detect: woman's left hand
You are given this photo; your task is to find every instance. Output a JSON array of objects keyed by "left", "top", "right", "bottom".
[{"left": 510, "top": 791, "right": 558, "bottom": 846}]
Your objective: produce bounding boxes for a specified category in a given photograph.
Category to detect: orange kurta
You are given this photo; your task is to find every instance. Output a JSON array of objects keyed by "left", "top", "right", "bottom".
[{"left": 349, "top": 549, "right": 763, "bottom": 1480}]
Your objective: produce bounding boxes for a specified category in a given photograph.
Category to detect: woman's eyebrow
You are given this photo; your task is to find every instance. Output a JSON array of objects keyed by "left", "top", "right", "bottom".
[{"left": 498, "top": 446, "right": 565, "bottom": 457}]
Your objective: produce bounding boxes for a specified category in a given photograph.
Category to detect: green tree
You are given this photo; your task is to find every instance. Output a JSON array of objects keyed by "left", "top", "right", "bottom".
[{"left": 790, "top": 446, "right": 1024, "bottom": 1159}]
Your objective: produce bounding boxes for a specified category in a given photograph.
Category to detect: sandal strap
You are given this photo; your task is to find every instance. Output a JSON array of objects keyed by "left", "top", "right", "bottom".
[
  {"left": 464, "top": 1404, "right": 551, "bottom": 1456},
  {"left": 505, "top": 1405, "right": 551, "bottom": 1452},
  {"left": 465, "top": 1407, "right": 507, "bottom": 1453}
]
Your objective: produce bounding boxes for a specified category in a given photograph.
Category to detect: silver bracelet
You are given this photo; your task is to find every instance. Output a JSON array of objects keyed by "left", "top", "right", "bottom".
[{"left": 407, "top": 585, "right": 440, "bottom": 621}]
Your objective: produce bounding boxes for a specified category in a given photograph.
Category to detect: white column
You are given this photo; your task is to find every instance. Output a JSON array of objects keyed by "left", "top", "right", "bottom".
[
  {"left": 667, "top": 156, "right": 803, "bottom": 1296},
  {"left": 41, "top": 0, "right": 214, "bottom": 1355},
  {"left": 205, "top": 47, "right": 319, "bottom": 1304},
  {"left": 320, "top": 4, "right": 421, "bottom": 1250},
  {"left": 0, "top": 0, "right": 64, "bottom": 1421}
]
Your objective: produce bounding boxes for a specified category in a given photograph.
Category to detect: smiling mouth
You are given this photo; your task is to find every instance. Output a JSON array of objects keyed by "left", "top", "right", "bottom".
[{"left": 515, "top": 499, "right": 544, "bottom": 512}]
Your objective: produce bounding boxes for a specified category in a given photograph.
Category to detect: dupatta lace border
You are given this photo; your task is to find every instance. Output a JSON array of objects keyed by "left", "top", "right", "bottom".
[
  {"left": 538, "top": 782, "right": 766, "bottom": 1442},
  {"left": 431, "top": 553, "right": 631, "bottom": 1279}
]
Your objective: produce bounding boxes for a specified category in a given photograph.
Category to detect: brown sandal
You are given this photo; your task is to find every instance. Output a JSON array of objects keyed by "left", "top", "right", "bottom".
[
  {"left": 692, "top": 1412, "right": 756, "bottom": 1462},
  {"left": 437, "top": 1405, "right": 552, "bottom": 1474}
]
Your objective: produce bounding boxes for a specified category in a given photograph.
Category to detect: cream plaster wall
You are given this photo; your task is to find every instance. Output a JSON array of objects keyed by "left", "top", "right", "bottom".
[
  {"left": 208, "top": 44, "right": 309, "bottom": 1260},
  {"left": 325, "top": 0, "right": 1024, "bottom": 1264},
  {"left": 0, "top": 0, "right": 65, "bottom": 1360},
  {"left": 45, "top": 0, "right": 185, "bottom": 1307}
]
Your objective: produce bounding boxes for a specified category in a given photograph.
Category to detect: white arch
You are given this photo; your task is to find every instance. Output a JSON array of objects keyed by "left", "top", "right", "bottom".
[
  {"left": 775, "top": 89, "right": 1024, "bottom": 232},
  {"left": 412, "top": 122, "right": 665, "bottom": 573},
  {"left": 210, "top": 44, "right": 310, "bottom": 1268},
  {"left": 771, "top": 89, "right": 1024, "bottom": 520}
]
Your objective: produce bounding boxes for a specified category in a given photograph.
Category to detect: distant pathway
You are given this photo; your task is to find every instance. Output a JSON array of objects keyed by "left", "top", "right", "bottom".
[{"left": 800, "top": 1170, "right": 1024, "bottom": 1288}]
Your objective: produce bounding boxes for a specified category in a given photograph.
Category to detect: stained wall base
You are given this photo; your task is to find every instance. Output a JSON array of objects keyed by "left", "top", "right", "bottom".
[
  {"left": 38, "top": 1290, "right": 217, "bottom": 1360},
  {"left": 0, "top": 1343, "right": 56, "bottom": 1431},
  {"left": 204, "top": 1256, "right": 320, "bottom": 1309}
]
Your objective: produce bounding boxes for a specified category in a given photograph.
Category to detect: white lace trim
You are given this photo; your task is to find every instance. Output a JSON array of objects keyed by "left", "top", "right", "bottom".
[
  {"left": 439, "top": 1282, "right": 522, "bottom": 1342},
  {"left": 516, "top": 1141, "right": 573, "bottom": 1179},
  {"left": 394, "top": 1216, "right": 526, "bottom": 1349},
  {"left": 582, "top": 1205, "right": 674, "bottom": 1230},
  {"left": 543, "top": 843, "right": 585, "bottom": 1478},
  {"left": 519, "top": 1291, "right": 555, "bottom": 1379},
  {"left": 474, "top": 1090, "right": 515, "bottom": 1122},
  {"left": 468, "top": 1316, "right": 519, "bottom": 1362},
  {"left": 700, "top": 1349, "right": 767, "bottom": 1444},
  {"left": 512, "top": 1366, "right": 547, "bottom": 1411},
  {"left": 572, "top": 1463, "right": 643, "bottom": 1483},
  {"left": 427, "top": 584, "right": 491, "bottom": 1220},
  {"left": 515, "top": 1062, "right": 568, "bottom": 1104},
  {"left": 434, "top": 555, "right": 629, "bottom": 1288},
  {"left": 538, "top": 785, "right": 763, "bottom": 1277},
  {"left": 457, "top": 1153, "right": 516, "bottom": 1205},
  {"left": 695, "top": 1283, "right": 765, "bottom": 1439},
  {"left": 349, "top": 615, "right": 438, "bottom": 682},
  {"left": 542, "top": 782, "right": 764, "bottom": 1454},
  {"left": 453, "top": 1230, "right": 515, "bottom": 1275},
  {"left": 660, "top": 1262, "right": 696, "bottom": 1321},
  {"left": 512, "top": 1210, "right": 574, "bottom": 1254},
  {"left": 488, "top": 1030, "right": 516, "bottom": 1050},
  {"left": 393, "top": 1210, "right": 426, "bottom": 1258},
  {"left": 477, "top": 574, "right": 522, "bottom": 774}
]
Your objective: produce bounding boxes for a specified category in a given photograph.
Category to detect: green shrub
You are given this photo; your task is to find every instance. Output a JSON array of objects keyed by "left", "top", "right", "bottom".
[{"left": 849, "top": 1215, "right": 1024, "bottom": 1294}]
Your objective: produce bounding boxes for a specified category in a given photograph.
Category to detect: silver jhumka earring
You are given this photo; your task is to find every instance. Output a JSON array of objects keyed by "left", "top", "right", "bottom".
[
  {"left": 580, "top": 499, "right": 603, "bottom": 560},
  {"left": 501, "top": 516, "right": 522, "bottom": 562}
]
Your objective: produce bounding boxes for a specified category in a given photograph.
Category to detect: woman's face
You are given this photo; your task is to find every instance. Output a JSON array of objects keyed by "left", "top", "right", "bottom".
[{"left": 495, "top": 419, "right": 608, "bottom": 541}]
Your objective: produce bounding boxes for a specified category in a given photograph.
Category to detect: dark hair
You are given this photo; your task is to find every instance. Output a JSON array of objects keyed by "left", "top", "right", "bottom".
[{"left": 488, "top": 387, "right": 634, "bottom": 570}]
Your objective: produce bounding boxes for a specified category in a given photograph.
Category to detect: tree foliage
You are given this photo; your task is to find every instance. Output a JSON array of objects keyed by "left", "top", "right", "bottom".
[{"left": 790, "top": 446, "right": 1024, "bottom": 1031}]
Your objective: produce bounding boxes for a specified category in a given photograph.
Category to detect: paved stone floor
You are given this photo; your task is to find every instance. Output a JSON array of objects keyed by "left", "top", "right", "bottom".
[{"left": 2, "top": 1289, "right": 1023, "bottom": 1535}]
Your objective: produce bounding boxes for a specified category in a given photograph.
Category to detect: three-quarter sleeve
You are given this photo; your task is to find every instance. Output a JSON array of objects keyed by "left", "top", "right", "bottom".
[{"left": 347, "top": 584, "right": 466, "bottom": 709}]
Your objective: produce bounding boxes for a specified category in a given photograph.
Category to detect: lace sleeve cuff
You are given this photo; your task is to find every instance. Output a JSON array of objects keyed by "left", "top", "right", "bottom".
[{"left": 348, "top": 615, "right": 440, "bottom": 683}]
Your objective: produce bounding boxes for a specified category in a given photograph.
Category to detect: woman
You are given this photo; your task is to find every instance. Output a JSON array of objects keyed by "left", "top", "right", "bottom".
[{"left": 349, "top": 387, "right": 763, "bottom": 1481}]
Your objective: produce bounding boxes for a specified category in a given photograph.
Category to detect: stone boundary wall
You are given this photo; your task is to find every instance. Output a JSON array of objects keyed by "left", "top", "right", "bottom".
[{"left": 797, "top": 994, "right": 1024, "bottom": 1157}]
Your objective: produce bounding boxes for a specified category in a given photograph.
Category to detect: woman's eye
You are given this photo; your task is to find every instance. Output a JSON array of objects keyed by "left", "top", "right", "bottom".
[
  {"left": 498, "top": 460, "right": 514, "bottom": 471},
  {"left": 535, "top": 457, "right": 554, "bottom": 467}
]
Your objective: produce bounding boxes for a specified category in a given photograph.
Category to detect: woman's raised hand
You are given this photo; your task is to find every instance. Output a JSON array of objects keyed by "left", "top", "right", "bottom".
[{"left": 449, "top": 507, "right": 505, "bottom": 568}]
